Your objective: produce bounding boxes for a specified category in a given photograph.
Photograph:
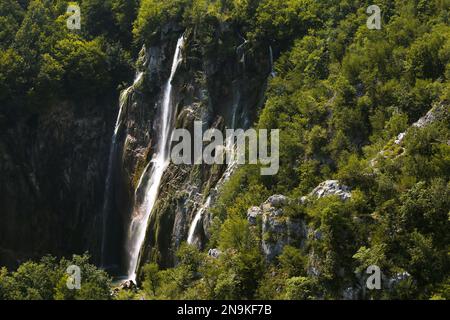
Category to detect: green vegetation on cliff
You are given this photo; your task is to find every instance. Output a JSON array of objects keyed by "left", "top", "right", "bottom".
[
  {"left": 0, "top": 0, "right": 449, "bottom": 300},
  {"left": 205, "top": 0, "right": 450, "bottom": 300},
  {"left": 0, "top": 254, "right": 111, "bottom": 300}
]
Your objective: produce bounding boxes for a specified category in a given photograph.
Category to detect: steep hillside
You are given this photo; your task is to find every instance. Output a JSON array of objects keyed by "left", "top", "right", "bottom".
[{"left": 0, "top": 0, "right": 448, "bottom": 300}]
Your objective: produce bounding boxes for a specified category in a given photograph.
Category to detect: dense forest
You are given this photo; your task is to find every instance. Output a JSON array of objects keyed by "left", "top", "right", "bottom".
[{"left": 0, "top": 0, "right": 449, "bottom": 300}]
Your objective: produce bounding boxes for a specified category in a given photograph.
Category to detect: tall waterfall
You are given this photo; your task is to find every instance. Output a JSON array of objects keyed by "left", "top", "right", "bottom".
[
  {"left": 101, "top": 71, "right": 143, "bottom": 267},
  {"left": 126, "top": 35, "right": 185, "bottom": 281}
]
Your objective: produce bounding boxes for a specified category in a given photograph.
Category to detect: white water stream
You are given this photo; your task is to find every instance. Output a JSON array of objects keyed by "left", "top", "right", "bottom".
[{"left": 126, "top": 36, "right": 185, "bottom": 281}]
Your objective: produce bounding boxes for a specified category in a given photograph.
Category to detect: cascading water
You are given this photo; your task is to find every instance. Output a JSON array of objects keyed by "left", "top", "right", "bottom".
[
  {"left": 269, "top": 46, "right": 276, "bottom": 77},
  {"left": 186, "top": 137, "right": 238, "bottom": 245},
  {"left": 187, "top": 196, "right": 211, "bottom": 244},
  {"left": 101, "top": 71, "right": 143, "bottom": 267},
  {"left": 126, "top": 35, "right": 185, "bottom": 281},
  {"left": 187, "top": 85, "right": 240, "bottom": 245}
]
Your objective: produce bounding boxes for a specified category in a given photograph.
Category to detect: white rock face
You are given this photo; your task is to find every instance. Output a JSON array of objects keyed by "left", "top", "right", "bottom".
[
  {"left": 208, "top": 248, "right": 221, "bottom": 259},
  {"left": 307, "top": 180, "right": 352, "bottom": 201},
  {"left": 265, "top": 194, "right": 289, "bottom": 208},
  {"left": 246, "top": 195, "right": 307, "bottom": 261},
  {"left": 413, "top": 103, "right": 447, "bottom": 128},
  {"left": 395, "top": 103, "right": 447, "bottom": 145},
  {"left": 247, "top": 206, "right": 263, "bottom": 226},
  {"left": 394, "top": 132, "right": 406, "bottom": 145}
]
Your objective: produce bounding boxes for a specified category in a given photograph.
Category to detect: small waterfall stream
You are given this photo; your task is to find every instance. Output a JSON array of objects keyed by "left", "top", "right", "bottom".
[
  {"left": 186, "top": 137, "right": 238, "bottom": 245},
  {"left": 126, "top": 35, "right": 185, "bottom": 281},
  {"left": 187, "top": 84, "right": 241, "bottom": 245},
  {"left": 101, "top": 71, "right": 143, "bottom": 267},
  {"left": 269, "top": 46, "right": 276, "bottom": 77},
  {"left": 187, "top": 196, "right": 211, "bottom": 244}
]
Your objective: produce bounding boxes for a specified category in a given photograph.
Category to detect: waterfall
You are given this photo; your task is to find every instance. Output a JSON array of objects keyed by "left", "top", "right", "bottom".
[
  {"left": 269, "top": 46, "right": 276, "bottom": 77},
  {"left": 187, "top": 196, "right": 211, "bottom": 244},
  {"left": 100, "top": 71, "right": 143, "bottom": 267},
  {"left": 126, "top": 35, "right": 185, "bottom": 281},
  {"left": 237, "top": 35, "right": 248, "bottom": 69},
  {"left": 186, "top": 135, "right": 238, "bottom": 245},
  {"left": 187, "top": 86, "right": 240, "bottom": 246}
]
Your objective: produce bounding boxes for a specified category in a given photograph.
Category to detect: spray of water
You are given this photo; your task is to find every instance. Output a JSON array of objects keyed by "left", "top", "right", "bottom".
[
  {"left": 100, "top": 71, "right": 143, "bottom": 267},
  {"left": 126, "top": 36, "right": 185, "bottom": 281}
]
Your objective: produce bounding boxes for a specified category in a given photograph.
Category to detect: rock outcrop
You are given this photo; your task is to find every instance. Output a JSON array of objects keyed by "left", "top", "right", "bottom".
[
  {"left": 207, "top": 248, "right": 221, "bottom": 259},
  {"left": 247, "top": 195, "right": 307, "bottom": 261},
  {"left": 300, "top": 180, "right": 352, "bottom": 203},
  {"left": 371, "top": 102, "right": 449, "bottom": 166}
]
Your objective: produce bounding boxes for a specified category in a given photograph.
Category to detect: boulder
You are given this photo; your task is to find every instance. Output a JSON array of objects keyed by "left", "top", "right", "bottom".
[
  {"left": 306, "top": 180, "right": 352, "bottom": 201},
  {"left": 413, "top": 102, "right": 447, "bottom": 128},
  {"left": 258, "top": 195, "right": 307, "bottom": 261},
  {"left": 119, "top": 279, "right": 137, "bottom": 291},
  {"left": 247, "top": 206, "right": 263, "bottom": 226},
  {"left": 265, "top": 194, "right": 289, "bottom": 208},
  {"left": 208, "top": 248, "right": 222, "bottom": 259}
]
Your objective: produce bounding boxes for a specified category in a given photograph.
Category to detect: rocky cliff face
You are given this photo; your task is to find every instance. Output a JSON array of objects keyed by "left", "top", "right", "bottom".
[
  {"left": 100, "top": 23, "right": 272, "bottom": 278},
  {"left": 0, "top": 21, "right": 271, "bottom": 275},
  {"left": 247, "top": 195, "right": 307, "bottom": 261},
  {"left": 0, "top": 98, "right": 116, "bottom": 268}
]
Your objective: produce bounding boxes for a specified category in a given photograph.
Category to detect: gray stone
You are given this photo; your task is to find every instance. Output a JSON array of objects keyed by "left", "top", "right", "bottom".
[
  {"left": 413, "top": 103, "right": 447, "bottom": 128},
  {"left": 265, "top": 194, "right": 289, "bottom": 208},
  {"left": 208, "top": 248, "right": 221, "bottom": 259},
  {"left": 119, "top": 280, "right": 137, "bottom": 291},
  {"left": 247, "top": 206, "right": 263, "bottom": 226},
  {"left": 258, "top": 195, "right": 307, "bottom": 261},
  {"left": 386, "top": 271, "right": 411, "bottom": 290},
  {"left": 308, "top": 180, "right": 352, "bottom": 201}
]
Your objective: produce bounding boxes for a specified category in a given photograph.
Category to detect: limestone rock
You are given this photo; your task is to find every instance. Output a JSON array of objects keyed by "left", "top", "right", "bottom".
[
  {"left": 305, "top": 180, "right": 352, "bottom": 202},
  {"left": 257, "top": 195, "right": 307, "bottom": 261},
  {"left": 119, "top": 279, "right": 137, "bottom": 291},
  {"left": 208, "top": 248, "right": 222, "bottom": 259},
  {"left": 265, "top": 194, "right": 289, "bottom": 208},
  {"left": 247, "top": 206, "right": 263, "bottom": 226},
  {"left": 413, "top": 102, "right": 447, "bottom": 129}
]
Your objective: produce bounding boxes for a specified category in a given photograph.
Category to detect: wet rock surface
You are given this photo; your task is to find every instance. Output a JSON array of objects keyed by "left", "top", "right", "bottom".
[
  {"left": 107, "top": 24, "right": 273, "bottom": 279},
  {"left": 0, "top": 100, "right": 115, "bottom": 268}
]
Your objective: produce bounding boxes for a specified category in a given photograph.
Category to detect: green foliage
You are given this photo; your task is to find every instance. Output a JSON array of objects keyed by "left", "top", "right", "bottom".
[
  {"left": 251, "top": 0, "right": 320, "bottom": 47},
  {"left": 0, "top": 254, "right": 111, "bottom": 300},
  {"left": 133, "top": 0, "right": 188, "bottom": 44},
  {"left": 202, "top": 0, "right": 450, "bottom": 300},
  {"left": 219, "top": 218, "right": 256, "bottom": 251},
  {"left": 278, "top": 246, "right": 307, "bottom": 277},
  {"left": 0, "top": 0, "right": 24, "bottom": 49},
  {"left": 0, "top": 0, "right": 133, "bottom": 112},
  {"left": 48, "top": 36, "right": 110, "bottom": 97},
  {"left": 1, "top": 0, "right": 448, "bottom": 301},
  {"left": 142, "top": 263, "right": 160, "bottom": 296},
  {"left": 284, "top": 276, "right": 318, "bottom": 300}
]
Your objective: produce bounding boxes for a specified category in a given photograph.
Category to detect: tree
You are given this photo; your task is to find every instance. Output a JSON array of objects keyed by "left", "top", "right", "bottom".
[
  {"left": 284, "top": 277, "right": 318, "bottom": 300},
  {"left": 142, "top": 263, "right": 160, "bottom": 297},
  {"left": 278, "top": 246, "right": 307, "bottom": 277},
  {"left": 0, "top": 0, "right": 24, "bottom": 49},
  {"left": 219, "top": 218, "right": 255, "bottom": 252}
]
